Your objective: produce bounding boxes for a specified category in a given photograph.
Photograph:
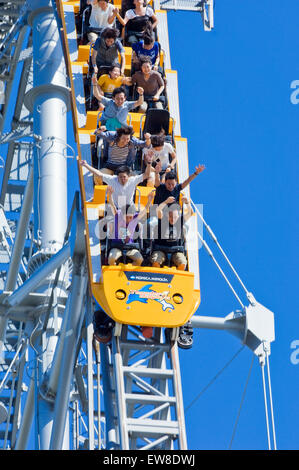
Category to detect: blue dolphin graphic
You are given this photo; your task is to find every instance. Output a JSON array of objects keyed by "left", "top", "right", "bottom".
[
  {"left": 126, "top": 284, "right": 174, "bottom": 312},
  {"left": 126, "top": 284, "right": 153, "bottom": 304}
]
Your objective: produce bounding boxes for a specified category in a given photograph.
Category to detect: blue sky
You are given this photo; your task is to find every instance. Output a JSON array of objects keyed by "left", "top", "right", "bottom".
[{"left": 165, "top": 0, "right": 299, "bottom": 450}]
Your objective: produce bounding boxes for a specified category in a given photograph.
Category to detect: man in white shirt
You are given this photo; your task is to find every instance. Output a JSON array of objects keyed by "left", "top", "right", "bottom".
[
  {"left": 87, "top": 0, "right": 122, "bottom": 43},
  {"left": 142, "top": 134, "right": 176, "bottom": 186},
  {"left": 79, "top": 159, "right": 152, "bottom": 207}
]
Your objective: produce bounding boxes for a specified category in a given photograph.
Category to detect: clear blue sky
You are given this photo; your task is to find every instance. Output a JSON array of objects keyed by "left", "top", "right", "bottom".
[{"left": 165, "top": 0, "right": 299, "bottom": 450}]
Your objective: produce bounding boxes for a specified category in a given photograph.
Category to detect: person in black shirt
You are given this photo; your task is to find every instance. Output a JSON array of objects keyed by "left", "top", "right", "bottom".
[
  {"left": 153, "top": 164, "right": 205, "bottom": 206},
  {"left": 150, "top": 196, "right": 192, "bottom": 270}
]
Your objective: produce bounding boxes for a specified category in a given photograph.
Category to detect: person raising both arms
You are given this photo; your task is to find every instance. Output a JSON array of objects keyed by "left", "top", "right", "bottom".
[
  {"left": 79, "top": 159, "right": 152, "bottom": 208},
  {"left": 92, "top": 82, "right": 144, "bottom": 130}
]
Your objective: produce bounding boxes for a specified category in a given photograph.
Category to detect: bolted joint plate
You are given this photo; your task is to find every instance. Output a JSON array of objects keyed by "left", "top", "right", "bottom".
[{"left": 244, "top": 301, "right": 275, "bottom": 357}]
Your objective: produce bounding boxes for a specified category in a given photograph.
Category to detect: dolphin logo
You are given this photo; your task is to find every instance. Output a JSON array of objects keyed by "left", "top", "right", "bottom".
[{"left": 126, "top": 284, "right": 174, "bottom": 312}]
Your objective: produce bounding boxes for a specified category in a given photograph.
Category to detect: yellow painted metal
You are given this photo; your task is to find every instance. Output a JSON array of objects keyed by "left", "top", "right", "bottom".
[{"left": 92, "top": 265, "right": 201, "bottom": 327}]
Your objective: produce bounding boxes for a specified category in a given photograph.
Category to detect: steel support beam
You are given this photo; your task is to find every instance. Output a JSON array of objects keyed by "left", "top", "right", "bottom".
[{"left": 22, "top": 0, "right": 70, "bottom": 450}]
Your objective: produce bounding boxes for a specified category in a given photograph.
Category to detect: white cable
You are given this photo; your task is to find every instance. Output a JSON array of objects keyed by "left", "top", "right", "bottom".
[
  {"left": 191, "top": 199, "right": 250, "bottom": 300},
  {"left": 197, "top": 230, "right": 245, "bottom": 309},
  {"left": 261, "top": 362, "right": 271, "bottom": 450},
  {"left": 266, "top": 352, "right": 277, "bottom": 450}
]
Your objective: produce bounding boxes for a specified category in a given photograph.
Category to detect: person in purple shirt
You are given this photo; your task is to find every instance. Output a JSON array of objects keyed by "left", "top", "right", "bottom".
[{"left": 106, "top": 185, "right": 155, "bottom": 265}]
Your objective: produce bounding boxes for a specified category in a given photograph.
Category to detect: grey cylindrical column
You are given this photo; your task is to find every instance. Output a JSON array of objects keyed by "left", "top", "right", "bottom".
[{"left": 24, "top": 0, "right": 70, "bottom": 450}]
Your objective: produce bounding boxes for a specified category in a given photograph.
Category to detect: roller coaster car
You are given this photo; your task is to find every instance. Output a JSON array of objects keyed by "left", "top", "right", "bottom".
[
  {"left": 92, "top": 264, "right": 201, "bottom": 329},
  {"left": 88, "top": 186, "right": 201, "bottom": 329}
]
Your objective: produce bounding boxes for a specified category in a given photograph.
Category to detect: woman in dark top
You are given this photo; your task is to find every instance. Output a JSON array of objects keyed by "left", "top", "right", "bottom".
[{"left": 120, "top": 0, "right": 158, "bottom": 46}]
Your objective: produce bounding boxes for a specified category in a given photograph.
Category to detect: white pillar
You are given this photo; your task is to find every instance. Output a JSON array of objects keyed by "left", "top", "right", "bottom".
[{"left": 24, "top": 0, "right": 70, "bottom": 450}]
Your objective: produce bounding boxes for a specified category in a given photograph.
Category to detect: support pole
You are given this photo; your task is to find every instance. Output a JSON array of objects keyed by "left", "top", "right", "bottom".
[
  {"left": 23, "top": 0, "right": 70, "bottom": 450},
  {"left": 49, "top": 261, "right": 87, "bottom": 450}
]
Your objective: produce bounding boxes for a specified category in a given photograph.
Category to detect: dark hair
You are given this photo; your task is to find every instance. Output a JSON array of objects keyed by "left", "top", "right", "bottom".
[
  {"left": 140, "top": 57, "right": 152, "bottom": 67},
  {"left": 102, "top": 27, "right": 119, "bottom": 40},
  {"left": 109, "top": 64, "right": 121, "bottom": 75},
  {"left": 165, "top": 171, "right": 177, "bottom": 181},
  {"left": 112, "top": 86, "right": 126, "bottom": 98},
  {"left": 142, "top": 23, "right": 155, "bottom": 46},
  {"left": 115, "top": 126, "right": 134, "bottom": 142},
  {"left": 151, "top": 134, "right": 165, "bottom": 148},
  {"left": 115, "top": 165, "right": 130, "bottom": 175}
]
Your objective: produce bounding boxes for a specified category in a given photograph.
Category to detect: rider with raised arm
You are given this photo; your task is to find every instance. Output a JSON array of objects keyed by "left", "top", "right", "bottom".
[
  {"left": 92, "top": 81, "right": 144, "bottom": 130},
  {"left": 106, "top": 186, "right": 155, "bottom": 266},
  {"left": 153, "top": 164, "right": 205, "bottom": 205},
  {"left": 79, "top": 159, "right": 152, "bottom": 207}
]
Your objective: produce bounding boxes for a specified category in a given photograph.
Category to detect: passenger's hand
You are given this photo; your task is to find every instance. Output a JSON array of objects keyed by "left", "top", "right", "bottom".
[
  {"left": 148, "top": 190, "right": 155, "bottom": 202},
  {"left": 79, "top": 159, "right": 87, "bottom": 167},
  {"left": 155, "top": 161, "right": 162, "bottom": 173},
  {"left": 166, "top": 196, "right": 175, "bottom": 204},
  {"left": 137, "top": 86, "right": 144, "bottom": 95},
  {"left": 91, "top": 74, "right": 98, "bottom": 85},
  {"left": 106, "top": 185, "right": 114, "bottom": 195},
  {"left": 144, "top": 132, "right": 151, "bottom": 140},
  {"left": 181, "top": 196, "right": 189, "bottom": 205},
  {"left": 194, "top": 164, "right": 205, "bottom": 175},
  {"left": 152, "top": 94, "right": 159, "bottom": 101},
  {"left": 95, "top": 125, "right": 106, "bottom": 134}
]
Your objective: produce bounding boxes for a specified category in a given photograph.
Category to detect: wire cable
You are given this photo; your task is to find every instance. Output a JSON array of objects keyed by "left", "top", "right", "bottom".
[
  {"left": 266, "top": 352, "right": 277, "bottom": 450},
  {"left": 185, "top": 345, "right": 245, "bottom": 412},
  {"left": 190, "top": 199, "right": 250, "bottom": 297},
  {"left": 261, "top": 361, "right": 271, "bottom": 450},
  {"left": 228, "top": 353, "right": 254, "bottom": 449}
]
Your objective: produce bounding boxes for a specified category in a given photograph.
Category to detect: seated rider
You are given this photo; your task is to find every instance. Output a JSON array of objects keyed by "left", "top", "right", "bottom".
[
  {"left": 86, "top": 0, "right": 122, "bottom": 44},
  {"left": 92, "top": 82, "right": 144, "bottom": 130},
  {"left": 96, "top": 65, "right": 132, "bottom": 95},
  {"left": 79, "top": 160, "right": 152, "bottom": 208},
  {"left": 150, "top": 196, "right": 192, "bottom": 270},
  {"left": 131, "top": 58, "right": 165, "bottom": 113},
  {"left": 121, "top": 0, "right": 158, "bottom": 46},
  {"left": 93, "top": 65, "right": 132, "bottom": 111},
  {"left": 153, "top": 164, "right": 205, "bottom": 206},
  {"left": 95, "top": 125, "right": 151, "bottom": 181},
  {"left": 131, "top": 24, "right": 161, "bottom": 74},
  {"left": 106, "top": 186, "right": 155, "bottom": 266},
  {"left": 143, "top": 133, "right": 176, "bottom": 186},
  {"left": 92, "top": 27, "right": 126, "bottom": 76}
]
